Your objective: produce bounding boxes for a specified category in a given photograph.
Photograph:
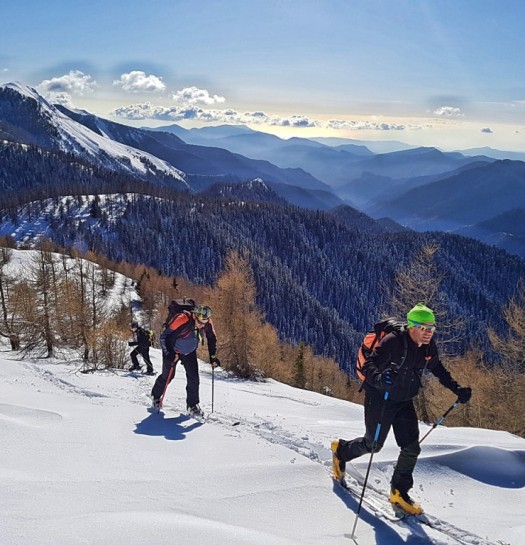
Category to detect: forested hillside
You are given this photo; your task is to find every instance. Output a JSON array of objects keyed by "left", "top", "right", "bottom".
[
  {"left": 2, "top": 191, "right": 523, "bottom": 370},
  {"left": 2, "top": 84, "right": 524, "bottom": 372}
]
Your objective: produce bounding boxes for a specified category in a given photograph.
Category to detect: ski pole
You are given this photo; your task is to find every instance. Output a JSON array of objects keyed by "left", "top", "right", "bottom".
[
  {"left": 158, "top": 359, "right": 178, "bottom": 412},
  {"left": 350, "top": 388, "right": 390, "bottom": 539},
  {"left": 419, "top": 399, "right": 459, "bottom": 445},
  {"left": 211, "top": 364, "right": 215, "bottom": 413}
]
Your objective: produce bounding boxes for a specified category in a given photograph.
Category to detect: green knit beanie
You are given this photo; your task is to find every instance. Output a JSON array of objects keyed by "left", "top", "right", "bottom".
[{"left": 407, "top": 303, "right": 435, "bottom": 326}]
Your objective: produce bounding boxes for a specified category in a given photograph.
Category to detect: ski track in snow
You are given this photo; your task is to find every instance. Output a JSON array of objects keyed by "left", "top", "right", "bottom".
[
  {"left": 340, "top": 467, "right": 504, "bottom": 545},
  {"left": 22, "top": 358, "right": 513, "bottom": 545},
  {"left": 29, "top": 364, "right": 110, "bottom": 401}
]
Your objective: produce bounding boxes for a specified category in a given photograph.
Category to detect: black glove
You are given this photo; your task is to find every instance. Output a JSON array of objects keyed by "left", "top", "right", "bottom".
[
  {"left": 128, "top": 341, "right": 138, "bottom": 347},
  {"left": 163, "top": 350, "right": 177, "bottom": 363},
  {"left": 374, "top": 368, "right": 394, "bottom": 389},
  {"left": 456, "top": 386, "right": 472, "bottom": 404},
  {"left": 210, "top": 355, "right": 221, "bottom": 368}
]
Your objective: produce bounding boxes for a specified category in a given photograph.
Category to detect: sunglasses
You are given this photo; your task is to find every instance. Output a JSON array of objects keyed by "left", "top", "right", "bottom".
[
  {"left": 195, "top": 316, "right": 209, "bottom": 324},
  {"left": 410, "top": 321, "right": 436, "bottom": 333}
]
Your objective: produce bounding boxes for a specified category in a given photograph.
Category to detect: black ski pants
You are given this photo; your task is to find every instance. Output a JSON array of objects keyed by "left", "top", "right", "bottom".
[
  {"left": 151, "top": 350, "right": 200, "bottom": 408},
  {"left": 337, "top": 388, "right": 421, "bottom": 494},
  {"left": 130, "top": 347, "right": 153, "bottom": 373}
]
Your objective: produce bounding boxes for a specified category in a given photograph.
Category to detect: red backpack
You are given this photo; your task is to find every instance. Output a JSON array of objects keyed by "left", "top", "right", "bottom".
[
  {"left": 163, "top": 297, "right": 196, "bottom": 328},
  {"left": 356, "top": 318, "right": 407, "bottom": 382}
]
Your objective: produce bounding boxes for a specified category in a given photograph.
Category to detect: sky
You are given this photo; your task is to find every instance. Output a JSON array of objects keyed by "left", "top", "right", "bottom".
[{"left": 1, "top": 1, "right": 525, "bottom": 151}]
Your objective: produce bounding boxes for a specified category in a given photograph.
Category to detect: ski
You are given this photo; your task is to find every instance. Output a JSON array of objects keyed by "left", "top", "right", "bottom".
[
  {"left": 335, "top": 476, "right": 407, "bottom": 523},
  {"left": 186, "top": 410, "right": 206, "bottom": 422},
  {"left": 332, "top": 469, "right": 495, "bottom": 545},
  {"left": 149, "top": 402, "right": 242, "bottom": 427}
]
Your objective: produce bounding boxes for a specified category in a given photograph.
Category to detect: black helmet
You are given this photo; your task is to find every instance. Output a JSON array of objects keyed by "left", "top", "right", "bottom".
[{"left": 131, "top": 322, "right": 138, "bottom": 329}]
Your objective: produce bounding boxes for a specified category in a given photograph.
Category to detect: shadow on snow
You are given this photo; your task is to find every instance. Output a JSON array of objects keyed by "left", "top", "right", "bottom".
[{"left": 134, "top": 410, "right": 203, "bottom": 441}]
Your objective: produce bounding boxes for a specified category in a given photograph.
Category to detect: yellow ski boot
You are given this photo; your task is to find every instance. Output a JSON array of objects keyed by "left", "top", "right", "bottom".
[
  {"left": 389, "top": 488, "right": 424, "bottom": 516},
  {"left": 331, "top": 440, "right": 346, "bottom": 482}
]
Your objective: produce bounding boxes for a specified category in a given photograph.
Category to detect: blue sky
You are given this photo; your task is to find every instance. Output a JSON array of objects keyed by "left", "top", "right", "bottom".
[{"left": 1, "top": 0, "right": 524, "bottom": 151}]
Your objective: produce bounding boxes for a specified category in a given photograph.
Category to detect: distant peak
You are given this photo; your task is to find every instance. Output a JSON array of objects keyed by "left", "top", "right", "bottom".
[{"left": 1, "top": 81, "right": 43, "bottom": 101}]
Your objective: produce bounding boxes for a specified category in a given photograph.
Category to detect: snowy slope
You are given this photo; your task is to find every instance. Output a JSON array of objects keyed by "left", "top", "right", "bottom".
[
  {"left": 0, "top": 195, "right": 132, "bottom": 248},
  {"left": 3, "top": 247, "right": 141, "bottom": 316},
  {"left": 1, "top": 348, "right": 523, "bottom": 545},
  {"left": 0, "top": 82, "right": 188, "bottom": 187}
]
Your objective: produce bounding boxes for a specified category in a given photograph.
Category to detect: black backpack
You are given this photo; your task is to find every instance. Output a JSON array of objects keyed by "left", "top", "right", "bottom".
[
  {"left": 356, "top": 318, "right": 407, "bottom": 382},
  {"left": 163, "top": 297, "right": 196, "bottom": 328}
]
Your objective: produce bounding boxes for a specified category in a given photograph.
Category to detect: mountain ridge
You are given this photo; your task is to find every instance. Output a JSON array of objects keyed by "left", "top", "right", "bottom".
[
  {"left": 2, "top": 191, "right": 523, "bottom": 367},
  {"left": 0, "top": 83, "right": 188, "bottom": 189}
]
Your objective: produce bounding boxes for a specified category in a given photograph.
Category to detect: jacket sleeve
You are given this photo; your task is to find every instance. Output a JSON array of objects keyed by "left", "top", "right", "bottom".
[
  {"left": 427, "top": 345, "right": 460, "bottom": 393},
  {"left": 204, "top": 320, "right": 217, "bottom": 359}
]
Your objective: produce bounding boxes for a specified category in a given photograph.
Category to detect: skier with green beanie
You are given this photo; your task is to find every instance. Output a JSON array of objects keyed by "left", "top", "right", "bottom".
[{"left": 331, "top": 302, "right": 472, "bottom": 515}]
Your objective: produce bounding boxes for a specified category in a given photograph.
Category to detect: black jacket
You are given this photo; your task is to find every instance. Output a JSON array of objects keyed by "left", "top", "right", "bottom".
[
  {"left": 130, "top": 328, "right": 150, "bottom": 351},
  {"left": 362, "top": 331, "right": 459, "bottom": 401}
]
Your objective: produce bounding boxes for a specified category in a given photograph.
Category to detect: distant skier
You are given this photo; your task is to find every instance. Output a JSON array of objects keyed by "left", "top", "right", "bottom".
[
  {"left": 331, "top": 303, "right": 472, "bottom": 515},
  {"left": 151, "top": 304, "right": 220, "bottom": 417},
  {"left": 128, "top": 322, "right": 155, "bottom": 375}
]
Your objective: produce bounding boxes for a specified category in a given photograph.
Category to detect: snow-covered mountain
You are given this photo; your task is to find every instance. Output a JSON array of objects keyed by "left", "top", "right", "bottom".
[
  {"left": 0, "top": 82, "right": 188, "bottom": 189},
  {"left": 0, "top": 81, "right": 335, "bottom": 206}
]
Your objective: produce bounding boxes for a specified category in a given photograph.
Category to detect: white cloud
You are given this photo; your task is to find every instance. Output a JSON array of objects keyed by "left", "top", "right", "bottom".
[
  {"left": 233, "top": 111, "right": 319, "bottom": 127},
  {"left": 266, "top": 114, "right": 320, "bottom": 128},
  {"left": 37, "top": 70, "right": 96, "bottom": 95},
  {"left": 115, "top": 103, "right": 418, "bottom": 132},
  {"left": 112, "top": 102, "right": 204, "bottom": 121},
  {"left": 113, "top": 71, "right": 166, "bottom": 93},
  {"left": 172, "top": 86, "right": 225, "bottom": 105},
  {"left": 326, "top": 119, "right": 408, "bottom": 131},
  {"left": 112, "top": 103, "right": 322, "bottom": 128},
  {"left": 481, "top": 127, "right": 494, "bottom": 133},
  {"left": 46, "top": 92, "right": 75, "bottom": 108},
  {"left": 111, "top": 101, "right": 429, "bottom": 132},
  {"left": 433, "top": 106, "right": 464, "bottom": 117}
]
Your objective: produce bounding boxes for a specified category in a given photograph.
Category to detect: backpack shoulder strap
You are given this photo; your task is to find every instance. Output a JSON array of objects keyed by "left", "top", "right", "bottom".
[{"left": 391, "top": 330, "right": 409, "bottom": 371}]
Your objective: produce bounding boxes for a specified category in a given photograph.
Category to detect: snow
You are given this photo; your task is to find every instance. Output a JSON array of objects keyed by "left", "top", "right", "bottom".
[
  {"left": 1, "top": 349, "right": 523, "bottom": 545},
  {"left": 0, "top": 248, "right": 523, "bottom": 545},
  {"left": 0, "top": 82, "right": 188, "bottom": 186},
  {"left": 3, "top": 249, "right": 140, "bottom": 319},
  {"left": 0, "top": 195, "right": 130, "bottom": 247}
]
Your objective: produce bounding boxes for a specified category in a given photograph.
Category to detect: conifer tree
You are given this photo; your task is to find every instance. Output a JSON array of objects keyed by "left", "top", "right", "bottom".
[
  {"left": 385, "top": 243, "right": 462, "bottom": 423},
  {"left": 28, "top": 245, "right": 57, "bottom": 357},
  {"left": 0, "top": 247, "right": 20, "bottom": 349},
  {"left": 207, "top": 250, "right": 262, "bottom": 379},
  {"left": 293, "top": 342, "right": 306, "bottom": 389},
  {"left": 488, "top": 283, "right": 525, "bottom": 373}
]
